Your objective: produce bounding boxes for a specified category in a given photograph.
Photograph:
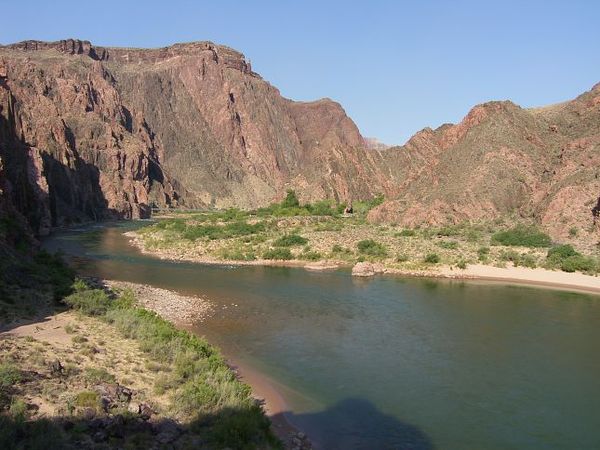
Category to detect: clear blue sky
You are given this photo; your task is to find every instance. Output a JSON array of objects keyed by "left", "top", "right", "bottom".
[{"left": 2, "top": 0, "right": 599, "bottom": 144}]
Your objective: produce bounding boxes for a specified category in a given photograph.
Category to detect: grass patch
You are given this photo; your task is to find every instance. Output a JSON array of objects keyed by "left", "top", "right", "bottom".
[
  {"left": 356, "top": 239, "right": 388, "bottom": 257},
  {"left": 424, "top": 253, "right": 440, "bottom": 264},
  {"left": 262, "top": 248, "right": 293, "bottom": 260},
  {"left": 437, "top": 240, "right": 458, "bottom": 250},
  {"left": 63, "top": 284, "right": 111, "bottom": 316},
  {"left": 491, "top": 225, "right": 551, "bottom": 248},
  {"left": 272, "top": 234, "right": 308, "bottom": 247},
  {"left": 74, "top": 390, "right": 100, "bottom": 409},
  {"left": 83, "top": 367, "right": 115, "bottom": 384}
]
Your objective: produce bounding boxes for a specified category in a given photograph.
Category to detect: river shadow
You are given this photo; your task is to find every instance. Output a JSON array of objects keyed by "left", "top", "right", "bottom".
[{"left": 274, "top": 397, "right": 433, "bottom": 450}]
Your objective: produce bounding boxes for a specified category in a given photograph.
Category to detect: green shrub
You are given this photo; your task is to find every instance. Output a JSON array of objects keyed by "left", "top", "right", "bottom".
[
  {"left": 569, "top": 227, "right": 578, "bottom": 237},
  {"left": 183, "top": 221, "right": 265, "bottom": 241},
  {"left": 356, "top": 239, "right": 388, "bottom": 257},
  {"left": 218, "top": 247, "right": 257, "bottom": 261},
  {"left": 281, "top": 189, "right": 300, "bottom": 208},
  {"left": 307, "top": 200, "right": 336, "bottom": 216},
  {"left": 353, "top": 194, "right": 384, "bottom": 214},
  {"left": 273, "top": 234, "right": 308, "bottom": 247},
  {"left": 84, "top": 368, "right": 115, "bottom": 384},
  {"left": 63, "top": 288, "right": 111, "bottom": 316},
  {"left": 456, "top": 259, "right": 468, "bottom": 269},
  {"left": 491, "top": 225, "right": 551, "bottom": 248},
  {"left": 424, "top": 253, "right": 440, "bottom": 264},
  {"left": 560, "top": 255, "right": 597, "bottom": 273},
  {"left": 395, "top": 229, "right": 415, "bottom": 237},
  {"left": 262, "top": 248, "right": 293, "bottom": 260},
  {"left": 0, "top": 363, "right": 21, "bottom": 396},
  {"left": 437, "top": 240, "right": 458, "bottom": 250},
  {"left": 300, "top": 251, "right": 322, "bottom": 261},
  {"left": 477, "top": 246, "right": 490, "bottom": 262},
  {"left": 74, "top": 391, "right": 100, "bottom": 408},
  {"left": 519, "top": 254, "right": 537, "bottom": 269},
  {"left": 547, "top": 244, "right": 579, "bottom": 260},
  {"left": 545, "top": 244, "right": 597, "bottom": 273},
  {"left": 436, "top": 226, "right": 461, "bottom": 237},
  {"left": 395, "top": 254, "right": 409, "bottom": 263},
  {"left": 9, "top": 398, "right": 28, "bottom": 420}
]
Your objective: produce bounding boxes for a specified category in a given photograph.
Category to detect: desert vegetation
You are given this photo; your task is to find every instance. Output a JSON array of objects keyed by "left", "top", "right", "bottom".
[
  {"left": 132, "top": 191, "right": 600, "bottom": 277},
  {"left": 0, "top": 250, "right": 279, "bottom": 449}
]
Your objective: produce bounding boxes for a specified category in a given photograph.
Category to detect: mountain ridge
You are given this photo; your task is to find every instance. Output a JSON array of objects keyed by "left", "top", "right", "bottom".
[{"left": 0, "top": 38, "right": 598, "bottom": 245}]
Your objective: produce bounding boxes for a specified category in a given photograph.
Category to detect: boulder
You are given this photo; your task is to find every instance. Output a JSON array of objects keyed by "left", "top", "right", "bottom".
[{"left": 352, "top": 262, "right": 375, "bottom": 277}]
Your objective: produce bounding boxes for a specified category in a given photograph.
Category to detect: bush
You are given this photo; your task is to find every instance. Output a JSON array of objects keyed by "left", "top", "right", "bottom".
[
  {"left": 219, "top": 247, "right": 257, "bottom": 261},
  {"left": 519, "top": 254, "right": 538, "bottom": 269},
  {"left": 273, "top": 234, "right": 308, "bottom": 247},
  {"left": 424, "top": 253, "right": 440, "bottom": 264},
  {"left": 9, "top": 398, "right": 28, "bottom": 420},
  {"left": 395, "top": 229, "right": 415, "bottom": 237},
  {"left": 491, "top": 225, "right": 551, "bottom": 248},
  {"left": 74, "top": 391, "right": 100, "bottom": 408},
  {"left": 477, "top": 246, "right": 490, "bottom": 262},
  {"left": 456, "top": 259, "right": 468, "bottom": 269},
  {"left": 183, "top": 221, "right": 265, "bottom": 241},
  {"left": 356, "top": 239, "right": 388, "bottom": 257},
  {"left": 395, "top": 254, "right": 409, "bottom": 263},
  {"left": 63, "top": 288, "right": 112, "bottom": 316},
  {"left": 84, "top": 368, "right": 115, "bottom": 384},
  {"left": 300, "top": 251, "right": 322, "bottom": 261},
  {"left": 569, "top": 227, "right": 578, "bottom": 237},
  {"left": 560, "top": 255, "right": 597, "bottom": 273},
  {"left": 0, "top": 363, "right": 21, "bottom": 391},
  {"left": 547, "top": 244, "right": 579, "bottom": 260},
  {"left": 437, "top": 240, "right": 459, "bottom": 250},
  {"left": 281, "top": 189, "right": 300, "bottom": 208},
  {"left": 436, "top": 226, "right": 461, "bottom": 237},
  {"left": 307, "top": 200, "right": 336, "bottom": 216},
  {"left": 262, "top": 248, "right": 293, "bottom": 260},
  {"left": 545, "top": 244, "right": 597, "bottom": 273},
  {"left": 353, "top": 194, "right": 384, "bottom": 214}
]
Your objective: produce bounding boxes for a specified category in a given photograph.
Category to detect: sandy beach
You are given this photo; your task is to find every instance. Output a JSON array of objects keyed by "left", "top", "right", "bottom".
[{"left": 437, "top": 264, "right": 600, "bottom": 295}]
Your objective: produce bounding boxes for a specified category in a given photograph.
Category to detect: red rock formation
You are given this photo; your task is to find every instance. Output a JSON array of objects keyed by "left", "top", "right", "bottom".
[
  {"left": 370, "top": 86, "right": 600, "bottom": 243},
  {"left": 0, "top": 39, "right": 389, "bottom": 232}
]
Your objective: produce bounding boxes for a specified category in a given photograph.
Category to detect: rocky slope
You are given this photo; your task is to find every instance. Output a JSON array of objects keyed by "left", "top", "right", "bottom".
[
  {"left": 0, "top": 39, "right": 389, "bottom": 234},
  {"left": 0, "top": 38, "right": 598, "bottom": 243},
  {"left": 370, "top": 83, "right": 600, "bottom": 243}
]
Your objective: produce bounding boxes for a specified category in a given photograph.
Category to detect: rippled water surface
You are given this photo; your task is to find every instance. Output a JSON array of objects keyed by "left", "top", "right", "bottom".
[{"left": 45, "top": 223, "right": 600, "bottom": 449}]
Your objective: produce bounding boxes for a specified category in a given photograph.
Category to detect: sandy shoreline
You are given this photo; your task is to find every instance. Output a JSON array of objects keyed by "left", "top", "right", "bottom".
[
  {"left": 436, "top": 264, "right": 600, "bottom": 295},
  {"left": 103, "top": 278, "right": 310, "bottom": 448},
  {"left": 127, "top": 231, "right": 600, "bottom": 295}
]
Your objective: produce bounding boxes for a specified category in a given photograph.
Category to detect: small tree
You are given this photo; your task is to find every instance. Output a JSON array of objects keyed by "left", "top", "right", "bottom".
[{"left": 281, "top": 189, "right": 300, "bottom": 208}]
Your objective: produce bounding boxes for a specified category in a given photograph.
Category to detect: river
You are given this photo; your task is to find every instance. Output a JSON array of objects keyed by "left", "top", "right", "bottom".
[{"left": 44, "top": 222, "right": 600, "bottom": 449}]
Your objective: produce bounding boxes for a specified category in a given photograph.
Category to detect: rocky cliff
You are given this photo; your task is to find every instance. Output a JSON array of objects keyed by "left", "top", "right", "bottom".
[
  {"left": 370, "top": 83, "right": 600, "bottom": 242},
  {"left": 1, "top": 38, "right": 598, "bottom": 242},
  {"left": 0, "top": 39, "right": 389, "bottom": 234}
]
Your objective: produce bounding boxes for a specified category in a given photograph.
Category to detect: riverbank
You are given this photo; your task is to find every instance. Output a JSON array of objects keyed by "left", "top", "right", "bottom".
[
  {"left": 126, "top": 229, "right": 600, "bottom": 295},
  {"left": 105, "top": 279, "right": 313, "bottom": 449}
]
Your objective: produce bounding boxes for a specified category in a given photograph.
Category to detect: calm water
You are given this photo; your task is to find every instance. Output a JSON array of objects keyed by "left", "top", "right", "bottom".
[{"left": 45, "top": 223, "right": 600, "bottom": 449}]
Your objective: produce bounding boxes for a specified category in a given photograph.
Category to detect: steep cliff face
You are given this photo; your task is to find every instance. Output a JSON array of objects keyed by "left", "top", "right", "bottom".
[
  {"left": 0, "top": 39, "right": 388, "bottom": 235},
  {"left": 370, "top": 83, "right": 600, "bottom": 242},
  {"left": 1, "top": 39, "right": 598, "bottom": 243},
  {"left": 0, "top": 41, "right": 189, "bottom": 234}
]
